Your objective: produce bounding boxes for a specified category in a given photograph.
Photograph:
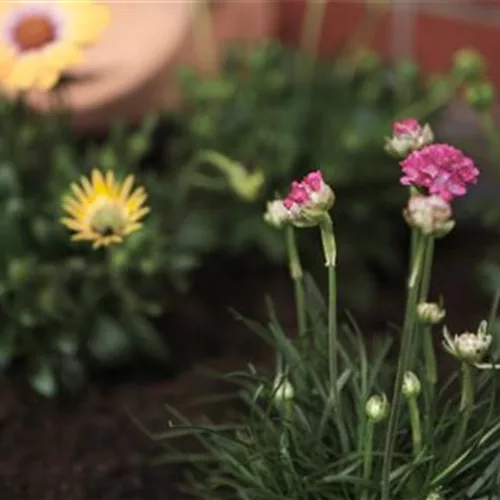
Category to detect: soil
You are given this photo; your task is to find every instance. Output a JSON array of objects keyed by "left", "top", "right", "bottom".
[{"left": 0, "top": 229, "right": 495, "bottom": 500}]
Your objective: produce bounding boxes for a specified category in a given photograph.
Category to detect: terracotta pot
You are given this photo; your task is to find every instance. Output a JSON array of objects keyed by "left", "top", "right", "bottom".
[{"left": 11, "top": 1, "right": 279, "bottom": 132}]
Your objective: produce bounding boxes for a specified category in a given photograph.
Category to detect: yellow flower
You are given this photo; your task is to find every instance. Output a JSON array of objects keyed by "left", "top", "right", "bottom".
[
  {"left": 0, "top": 1, "right": 109, "bottom": 91},
  {"left": 61, "top": 169, "right": 150, "bottom": 250}
]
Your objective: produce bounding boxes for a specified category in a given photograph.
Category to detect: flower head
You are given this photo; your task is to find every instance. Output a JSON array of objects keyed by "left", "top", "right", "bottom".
[
  {"left": 282, "top": 170, "right": 335, "bottom": 227},
  {"left": 442, "top": 320, "right": 492, "bottom": 365},
  {"left": 61, "top": 169, "right": 150, "bottom": 249},
  {"left": 400, "top": 144, "right": 479, "bottom": 201},
  {"left": 417, "top": 302, "right": 446, "bottom": 325},
  {"left": 0, "top": 1, "right": 109, "bottom": 91},
  {"left": 402, "top": 371, "right": 421, "bottom": 398},
  {"left": 385, "top": 118, "right": 434, "bottom": 158},
  {"left": 365, "top": 393, "right": 389, "bottom": 423},
  {"left": 404, "top": 194, "right": 455, "bottom": 237}
]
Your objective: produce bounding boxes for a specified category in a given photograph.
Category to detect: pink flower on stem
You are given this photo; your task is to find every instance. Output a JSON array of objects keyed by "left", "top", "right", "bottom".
[
  {"left": 385, "top": 118, "right": 434, "bottom": 158},
  {"left": 400, "top": 144, "right": 479, "bottom": 201},
  {"left": 393, "top": 118, "right": 421, "bottom": 136},
  {"left": 265, "top": 170, "right": 335, "bottom": 229}
]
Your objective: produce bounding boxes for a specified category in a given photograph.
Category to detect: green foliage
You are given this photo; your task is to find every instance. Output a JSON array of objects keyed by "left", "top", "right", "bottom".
[
  {"left": 0, "top": 102, "right": 218, "bottom": 397},
  {"left": 167, "top": 41, "right": 464, "bottom": 310},
  {"left": 153, "top": 275, "right": 500, "bottom": 499}
]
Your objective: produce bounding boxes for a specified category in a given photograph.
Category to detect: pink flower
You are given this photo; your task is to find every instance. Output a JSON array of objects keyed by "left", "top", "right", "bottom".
[
  {"left": 279, "top": 170, "right": 335, "bottom": 227},
  {"left": 385, "top": 119, "right": 434, "bottom": 158},
  {"left": 400, "top": 144, "right": 479, "bottom": 201},
  {"left": 393, "top": 118, "right": 421, "bottom": 136}
]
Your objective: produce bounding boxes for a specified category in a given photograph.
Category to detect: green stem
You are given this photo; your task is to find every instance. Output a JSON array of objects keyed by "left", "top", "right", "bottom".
[
  {"left": 327, "top": 263, "right": 338, "bottom": 402},
  {"left": 319, "top": 216, "right": 348, "bottom": 451},
  {"left": 381, "top": 236, "right": 428, "bottom": 500},
  {"left": 285, "top": 226, "right": 307, "bottom": 340},
  {"left": 408, "top": 397, "right": 422, "bottom": 457},
  {"left": 419, "top": 237, "right": 436, "bottom": 385},
  {"left": 419, "top": 237, "right": 434, "bottom": 303},
  {"left": 360, "top": 421, "right": 375, "bottom": 500},
  {"left": 447, "top": 363, "right": 474, "bottom": 462},
  {"left": 422, "top": 326, "right": 437, "bottom": 385}
]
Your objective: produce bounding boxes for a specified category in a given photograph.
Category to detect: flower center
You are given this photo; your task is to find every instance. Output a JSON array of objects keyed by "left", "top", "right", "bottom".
[
  {"left": 12, "top": 15, "right": 57, "bottom": 51},
  {"left": 89, "top": 203, "right": 127, "bottom": 237}
]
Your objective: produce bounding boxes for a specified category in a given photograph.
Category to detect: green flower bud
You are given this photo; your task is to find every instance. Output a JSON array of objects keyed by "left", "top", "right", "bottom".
[
  {"left": 273, "top": 375, "right": 294, "bottom": 402},
  {"left": 417, "top": 302, "right": 446, "bottom": 325},
  {"left": 365, "top": 393, "right": 389, "bottom": 423},
  {"left": 402, "top": 371, "right": 421, "bottom": 398},
  {"left": 453, "top": 49, "right": 485, "bottom": 81},
  {"left": 464, "top": 82, "right": 495, "bottom": 112}
]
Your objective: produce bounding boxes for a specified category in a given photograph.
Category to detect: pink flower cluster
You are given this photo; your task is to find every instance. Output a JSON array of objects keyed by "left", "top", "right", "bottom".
[
  {"left": 283, "top": 171, "right": 330, "bottom": 210},
  {"left": 400, "top": 143, "right": 479, "bottom": 201}
]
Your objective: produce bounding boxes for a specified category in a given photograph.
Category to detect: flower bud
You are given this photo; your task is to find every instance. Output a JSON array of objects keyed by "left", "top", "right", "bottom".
[
  {"left": 365, "top": 393, "right": 389, "bottom": 423},
  {"left": 464, "top": 82, "right": 495, "bottom": 112},
  {"left": 417, "top": 302, "right": 446, "bottom": 325},
  {"left": 453, "top": 49, "right": 485, "bottom": 81},
  {"left": 282, "top": 170, "right": 335, "bottom": 228},
  {"left": 273, "top": 376, "right": 294, "bottom": 402},
  {"left": 443, "top": 320, "right": 492, "bottom": 365},
  {"left": 264, "top": 200, "right": 291, "bottom": 229},
  {"left": 403, "top": 194, "right": 455, "bottom": 238},
  {"left": 385, "top": 119, "right": 434, "bottom": 158},
  {"left": 402, "top": 371, "right": 421, "bottom": 398}
]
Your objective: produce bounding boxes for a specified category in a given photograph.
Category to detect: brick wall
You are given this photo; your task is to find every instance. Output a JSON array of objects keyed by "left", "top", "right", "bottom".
[{"left": 279, "top": 0, "right": 500, "bottom": 87}]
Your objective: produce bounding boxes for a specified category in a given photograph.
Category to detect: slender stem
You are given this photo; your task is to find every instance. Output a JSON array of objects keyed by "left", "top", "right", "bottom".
[
  {"left": 361, "top": 421, "right": 375, "bottom": 500},
  {"left": 422, "top": 326, "right": 437, "bottom": 385},
  {"left": 319, "top": 216, "right": 348, "bottom": 451},
  {"left": 300, "top": 0, "right": 327, "bottom": 59},
  {"left": 381, "top": 236, "right": 428, "bottom": 500},
  {"left": 327, "top": 263, "right": 338, "bottom": 402},
  {"left": 408, "top": 397, "right": 422, "bottom": 457},
  {"left": 285, "top": 226, "right": 307, "bottom": 340},
  {"left": 449, "top": 363, "right": 474, "bottom": 461},
  {"left": 419, "top": 237, "right": 436, "bottom": 385},
  {"left": 419, "top": 237, "right": 434, "bottom": 303}
]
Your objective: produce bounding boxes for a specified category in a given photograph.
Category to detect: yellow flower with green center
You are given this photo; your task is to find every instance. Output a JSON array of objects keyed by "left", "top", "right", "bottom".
[
  {"left": 0, "top": 0, "right": 109, "bottom": 91},
  {"left": 61, "top": 169, "right": 150, "bottom": 250}
]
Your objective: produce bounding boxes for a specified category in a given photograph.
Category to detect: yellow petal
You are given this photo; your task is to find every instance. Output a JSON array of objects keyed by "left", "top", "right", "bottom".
[
  {"left": 91, "top": 169, "right": 107, "bottom": 195},
  {"left": 119, "top": 175, "right": 135, "bottom": 203}
]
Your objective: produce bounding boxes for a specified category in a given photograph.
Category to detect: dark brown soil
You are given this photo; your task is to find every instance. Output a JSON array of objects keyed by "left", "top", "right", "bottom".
[{"left": 0, "top": 230, "right": 494, "bottom": 500}]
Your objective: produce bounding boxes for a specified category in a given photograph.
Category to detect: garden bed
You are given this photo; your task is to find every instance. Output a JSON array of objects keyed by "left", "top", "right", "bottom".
[{"left": 0, "top": 227, "right": 492, "bottom": 499}]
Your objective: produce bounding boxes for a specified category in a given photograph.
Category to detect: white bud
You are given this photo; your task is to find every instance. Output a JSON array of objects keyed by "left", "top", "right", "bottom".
[
  {"left": 273, "top": 376, "right": 294, "bottom": 402},
  {"left": 402, "top": 371, "right": 421, "bottom": 398},
  {"left": 417, "top": 302, "right": 446, "bottom": 325},
  {"left": 404, "top": 195, "right": 455, "bottom": 238},
  {"left": 365, "top": 393, "right": 389, "bottom": 423}
]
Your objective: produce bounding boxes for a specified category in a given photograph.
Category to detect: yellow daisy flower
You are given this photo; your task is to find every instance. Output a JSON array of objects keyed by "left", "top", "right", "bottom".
[
  {"left": 0, "top": 0, "right": 109, "bottom": 91},
  {"left": 61, "top": 169, "right": 150, "bottom": 250}
]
